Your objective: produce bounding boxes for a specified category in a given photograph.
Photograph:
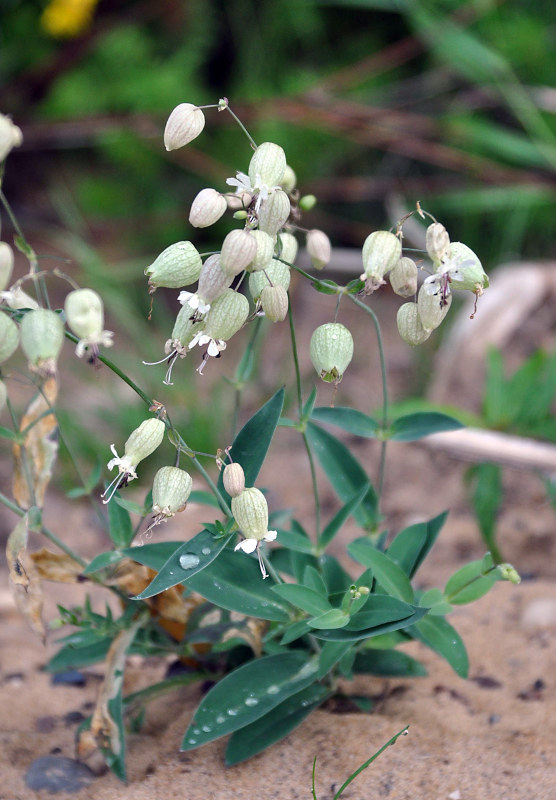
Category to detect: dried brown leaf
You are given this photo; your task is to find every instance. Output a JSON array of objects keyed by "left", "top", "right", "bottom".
[
  {"left": 13, "top": 559, "right": 45, "bottom": 643},
  {"left": 222, "top": 616, "right": 267, "bottom": 657},
  {"left": 30, "top": 548, "right": 83, "bottom": 583},
  {"left": 6, "top": 515, "right": 29, "bottom": 589},
  {"left": 12, "top": 376, "right": 59, "bottom": 509}
]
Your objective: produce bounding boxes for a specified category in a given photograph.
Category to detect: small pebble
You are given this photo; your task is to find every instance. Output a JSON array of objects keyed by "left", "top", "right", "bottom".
[
  {"left": 521, "top": 598, "right": 556, "bottom": 630},
  {"left": 64, "top": 710, "right": 86, "bottom": 726},
  {"left": 35, "top": 716, "right": 57, "bottom": 733},
  {"left": 25, "top": 755, "right": 95, "bottom": 793}
]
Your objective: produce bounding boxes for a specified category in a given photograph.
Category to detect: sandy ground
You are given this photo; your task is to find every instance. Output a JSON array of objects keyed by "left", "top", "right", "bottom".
[{"left": 1, "top": 271, "right": 556, "bottom": 799}]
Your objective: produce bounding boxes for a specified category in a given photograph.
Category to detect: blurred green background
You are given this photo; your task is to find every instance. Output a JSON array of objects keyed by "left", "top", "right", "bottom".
[{"left": 1, "top": 0, "right": 555, "bottom": 470}]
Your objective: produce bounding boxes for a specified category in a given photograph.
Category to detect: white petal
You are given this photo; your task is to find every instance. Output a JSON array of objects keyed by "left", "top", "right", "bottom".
[
  {"left": 207, "top": 339, "right": 221, "bottom": 357},
  {"left": 235, "top": 538, "right": 258, "bottom": 553},
  {"left": 264, "top": 530, "right": 277, "bottom": 542},
  {"left": 178, "top": 290, "right": 193, "bottom": 306}
]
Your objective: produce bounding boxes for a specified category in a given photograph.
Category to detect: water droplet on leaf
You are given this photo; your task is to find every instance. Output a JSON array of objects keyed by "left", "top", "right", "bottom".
[{"left": 179, "top": 553, "right": 200, "bottom": 570}]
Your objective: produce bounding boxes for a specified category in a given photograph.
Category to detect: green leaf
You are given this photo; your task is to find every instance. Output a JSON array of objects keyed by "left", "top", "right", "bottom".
[
  {"left": 312, "top": 278, "right": 339, "bottom": 294},
  {"left": 444, "top": 560, "right": 499, "bottom": 605},
  {"left": 83, "top": 550, "right": 124, "bottom": 575},
  {"left": 181, "top": 653, "right": 319, "bottom": 751},
  {"left": 46, "top": 637, "right": 112, "bottom": 672},
  {"left": 218, "top": 387, "right": 285, "bottom": 503},
  {"left": 133, "top": 531, "right": 233, "bottom": 599},
  {"left": 302, "top": 386, "right": 318, "bottom": 420},
  {"left": 388, "top": 412, "right": 464, "bottom": 441},
  {"left": 419, "top": 588, "right": 453, "bottom": 616},
  {"left": 271, "top": 584, "right": 331, "bottom": 616},
  {"left": 311, "top": 406, "right": 380, "bottom": 438},
  {"left": 347, "top": 595, "right": 418, "bottom": 630},
  {"left": 318, "top": 641, "right": 352, "bottom": 679},
  {"left": 318, "top": 483, "right": 370, "bottom": 552},
  {"left": 320, "top": 554, "right": 351, "bottom": 595},
  {"left": 306, "top": 421, "right": 379, "bottom": 530},
  {"left": 225, "top": 684, "right": 329, "bottom": 766},
  {"left": 280, "top": 618, "right": 312, "bottom": 645},
  {"left": 107, "top": 492, "right": 134, "bottom": 548},
  {"left": 188, "top": 490, "right": 221, "bottom": 508},
  {"left": 122, "top": 541, "right": 182, "bottom": 571},
  {"left": 313, "top": 603, "right": 428, "bottom": 642},
  {"left": 186, "top": 548, "right": 290, "bottom": 621},
  {"left": 0, "top": 425, "right": 19, "bottom": 441},
  {"left": 303, "top": 565, "right": 328, "bottom": 596},
  {"left": 290, "top": 550, "right": 319, "bottom": 583},
  {"left": 467, "top": 463, "right": 503, "bottom": 562},
  {"left": 347, "top": 539, "right": 414, "bottom": 603},
  {"left": 275, "top": 528, "right": 315, "bottom": 554},
  {"left": 307, "top": 609, "right": 350, "bottom": 630},
  {"left": 386, "top": 511, "right": 448, "bottom": 578},
  {"left": 411, "top": 615, "right": 469, "bottom": 678},
  {"left": 353, "top": 648, "right": 427, "bottom": 677},
  {"left": 113, "top": 495, "right": 147, "bottom": 515}
]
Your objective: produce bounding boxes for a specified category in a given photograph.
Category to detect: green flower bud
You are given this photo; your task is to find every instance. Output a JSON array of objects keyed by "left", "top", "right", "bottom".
[
  {"left": 248, "top": 142, "right": 286, "bottom": 188},
  {"left": 220, "top": 229, "right": 257, "bottom": 277},
  {"left": 497, "top": 563, "right": 521, "bottom": 585},
  {"left": 306, "top": 229, "right": 331, "bottom": 271},
  {"left": 223, "top": 462, "right": 245, "bottom": 497},
  {"left": 0, "top": 242, "right": 14, "bottom": 291},
  {"left": 249, "top": 230, "right": 275, "bottom": 272},
  {"left": 310, "top": 322, "right": 354, "bottom": 383},
  {"left": 248, "top": 259, "right": 291, "bottom": 301},
  {"left": 281, "top": 165, "right": 297, "bottom": 193},
  {"left": 396, "top": 302, "right": 430, "bottom": 346},
  {"left": 426, "top": 223, "right": 450, "bottom": 265},
  {"left": 231, "top": 487, "right": 270, "bottom": 539},
  {"left": 276, "top": 232, "right": 298, "bottom": 264},
  {"left": 260, "top": 284, "right": 289, "bottom": 322},
  {"left": 203, "top": 289, "right": 249, "bottom": 342},
  {"left": 361, "top": 231, "right": 401, "bottom": 289},
  {"left": 417, "top": 284, "right": 452, "bottom": 331},
  {"left": 299, "top": 194, "right": 317, "bottom": 212},
  {"left": 20, "top": 309, "right": 64, "bottom": 375},
  {"left": 189, "top": 188, "right": 227, "bottom": 228},
  {"left": 0, "top": 379, "right": 7, "bottom": 412},
  {"left": 257, "top": 190, "right": 291, "bottom": 236},
  {"left": 0, "top": 313, "right": 19, "bottom": 363},
  {"left": 145, "top": 242, "right": 202, "bottom": 292},
  {"left": 152, "top": 466, "right": 193, "bottom": 516},
  {"left": 0, "top": 114, "right": 22, "bottom": 162},
  {"left": 389, "top": 257, "right": 418, "bottom": 298},
  {"left": 164, "top": 103, "right": 205, "bottom": 151}
]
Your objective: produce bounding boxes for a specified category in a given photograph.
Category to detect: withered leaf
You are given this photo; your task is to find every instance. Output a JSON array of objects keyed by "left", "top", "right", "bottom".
[
  {"left": 13, "top": 560, "right": 46, "bottom": 643},
  {"left": 13, "top": 376, "right": 59, "bottom": 510},
  {"left": 30, "top": 548, "right": 83, "bottom": 583},
  {"left": 6, "top": 514, "right": 29, "bottom": 589}
]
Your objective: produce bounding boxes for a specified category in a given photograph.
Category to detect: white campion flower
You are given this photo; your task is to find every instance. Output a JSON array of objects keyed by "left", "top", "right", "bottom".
[
  {"left": 101, "top": 418, "right": 165, "bottom": 504},
  {"left": 188, "top": 330, "right": 227, "bottom": 374},
  {"left": 226, "top": 171, "right": 280, "bottom": 215},
  {"left": 231, "top": 487, "right": 277, "bottom": 578},
  {"left": 234, "top": 530, "right": 277, "bottom": 579},
  {"left": 423, "top": 242, "right": 488, "bottom": 307},
  {"left": 178, "top": 290, "right": 211, "bottom": 315}
]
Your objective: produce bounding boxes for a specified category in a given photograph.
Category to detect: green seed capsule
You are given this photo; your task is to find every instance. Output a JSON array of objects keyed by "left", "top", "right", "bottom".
[
  {"left": 257, "top": 191, "right": 291, "bottom": 236},
  {"left": 248, "top": 259, "right": 291, "bottom": 301},
  {"left": 20, "top": 309, "right": 64, "bottom": 374},
  {"left": 220, "top": 229, "right": 257, "bottom": 277},
  {"left": 124, "top": 418, "right": 165, "bottom": 466},
  {"left": 145, "top": 242, "right": 202, "bottom": 291},
  {"left": 276, "top": 232, "right": 298, "bottom": 264},
  {"left": 260, "top": 285, "right": 289, "bottom": 322},
  {"left": 249, "top": 230, "right": 276, "bottom": 272},
  {"left": 231, "top": 487, "right": 269, "bottom": 539},
  {"left": 306, "top": 229, "right": 331, "bottom": 271},
  {"left": 0, "top": 313, "right": 19, "bottom": 363},
  {"left": 389, "top": 257, "right": 418, "bottom": 298},
  {"left": 361, "top": 231, "right": 401, "bottom": 287},
  {"left": 203, "top": 289, "right": 249, "bottom": 342},
  {"left": 189, "top": 188, "right": 227, "bottom": 228},
  {"left": 417, "top": 284, "right": 452, "bottom": 331},
  {"left": 152, "top": 466, "right": 193, "bottom": 515},
  {"left": 0, "top": 379, "right": 7, "bottom": 412},
  {"left": 310, "top": 322, "right": 354, "bottom": 383},
  {"left": 396, "top": 302, "right": 430, "bottom": 346},
  {"left": 248, "top": 142, "right": 286, "bottom": 188}
]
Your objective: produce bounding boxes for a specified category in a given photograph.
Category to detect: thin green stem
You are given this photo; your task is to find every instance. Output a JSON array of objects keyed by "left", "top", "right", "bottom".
[
  {"left": 333, "top": 726, "right": 409, "bottom": 800},
  {"left": 287, "top": 294, "right": 303, "bottom": 415},
  {"left": 348, "top": 294, "right": 389, "bottom": 499},
  {"left": 222, "top": 103, "right": 257, "bottom": 149}
]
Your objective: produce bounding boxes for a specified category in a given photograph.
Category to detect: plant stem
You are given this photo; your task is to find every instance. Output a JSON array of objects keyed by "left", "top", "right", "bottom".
[
  {"left": 222, "top": 103, "right": 258, "bottom": 149},
  {"left": 348, "top": 294, "right": 389, "bottom": 499}
]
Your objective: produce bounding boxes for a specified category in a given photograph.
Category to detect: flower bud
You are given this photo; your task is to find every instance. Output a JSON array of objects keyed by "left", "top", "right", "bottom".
[
  {"left": 276, "top": 231, "right": 298, "bottom": 264},
  {"left": 1, "top": 287, "right": 39, "bottom": 310},
  {"left": 203, "top": 289, "right": 249, "bottom": 342},
  {"left": 361, "top": 231, "right": 401, "bottom": 288},
  {"left": 164, "top": 103, "right": 205, "bottom": 151},
  {"left": 248, "top": 259, "right": 291, "bottom": 301},
  {"left": 497, "top": 563, "right": 521, "bottom": 585},
  {"left": 122, "top": 418, "right": 165, "bottom": 467},
  {"left": 417, "top": 284, "right": 452, "bottom": 331},
  {"left": 0, "top": 242, "right": 14, "bottom": 291},
  {"left": 389, "top": 257, "right": 418, "bottom": 298},
  {"left": 231, "top": 487, "right": 270, "bottom": 540},
  {"left": 426, "top": 223, "right": 450, "bottom": 265},
  {"left": 0, "top": 313, "right": 19, "bottom": 363},
  {"left": 223, "top": 462, "right": 245, "bottom": 497},
  {"left": 20, "top": 309, "right": 64, "bottom": 375},
  {"left": 189, "top": 188, "right": 227, "bottom": 228},
  {"left": 152, "top": 466, "right": 193, "bottom": 516},
  {"left": 310, "top": 322, "right": 354, "bottom": 383},
  {"left": 281, "top": 165, "right": 297, "bottom": 193},
  {"left": 396, "top": 302, "right": 430, "bottom": 346},
  {"left": 306, "top": 229, "right": 331, "bottom": 271},
  {"left": 0, "top": 379, "right": 7, "bottom": 412},
  {"left": 248, "top": 142, "right": 286, "bottom": 188},
  {"left": 299, "top": 194, "right": 317, "bottom": 212},
  {"left": 257, "top": 190, "right": 291, "bottom": 236},
  {"left": 249, "top": 230, "right": 275, "bottom": 272},
  {"left": 260, "top": 285, "right": 289, "bottom": 322},
  {"left": 0, "top": 114, "right": 22, "bottom": 162},
  {"left": 65, "top": 288, "right": 113, "bottom": 358},
  {"left": 179, "top": 255, "right": 233, "bottom": 316},
  {"left": 145, "top": 242, "right": 202, "bottom": 291},
  {"left": 448, "top": 242, "right": 489, "bottom": 293},
  {"left": 220, "top": 229, "right": 257, "bottom": 277}
]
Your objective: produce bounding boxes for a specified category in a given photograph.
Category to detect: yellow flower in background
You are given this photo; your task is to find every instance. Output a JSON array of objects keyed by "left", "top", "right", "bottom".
[{"left": 41, "top": 0, "right": 99, "bottom": 39}]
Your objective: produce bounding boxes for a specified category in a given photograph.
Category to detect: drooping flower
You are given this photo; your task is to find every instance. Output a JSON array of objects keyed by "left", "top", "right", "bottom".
[
  {"left": 101, "top": 418, "right": 165, "bottom": 504},
  {"left": 231, "top": 487, "right": 277, "bottom": 578}
]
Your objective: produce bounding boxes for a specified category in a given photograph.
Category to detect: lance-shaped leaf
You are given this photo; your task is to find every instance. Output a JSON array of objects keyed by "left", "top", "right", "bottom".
[
  {"left": 181, "top": 652, "right": 319, "bottom": 751},
  {"left": 386, "top": 511, "right": 448, "bottom": 578},
  {"left": 13, "top": 377, "right": 58, "bottom": 509},
  {"left": 313, "top": 599, "right": 427, "bottom": 642},
  {"left": 318, "top": 483, "right": 370, "bottom": 552},
  {"left": 444, "top": 559, "right": 499, "bottom": 605},
  {"left": 271, "top": 583, "right": 331, "bottom": 616},
  {"left": 133, "top": 530, "right": 233, "bottom": 599},
  {"left": 388, "top": 411, "right": 464, "bottom": 441},
  {"left": 306, "top": 421, "right": 378, "bottom": 530},
  {"left": 353, "top": 648, "right": 427, "bottom": 677},
  {"left": 225, "top": 684, "right": 329, "bottom": 765},
  {"left": 218, "top": 386, "right": 285, "bottom": 504},
  {"left": 348, "top": 538, "right": 414, "bottom": 603},
  {"left": 108, "top": 492, "right": 134, "bottom": 548},
  {"left": 311, "top": 406, "right": 380, "bottom": 438},
  {"left": 410, "top": 615, "right": 469, "bottom": 678}
]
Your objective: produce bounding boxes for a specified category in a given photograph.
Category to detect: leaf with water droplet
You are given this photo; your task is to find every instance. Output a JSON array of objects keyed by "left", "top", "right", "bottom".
[
  {"left": 181, "top": 653, "right": 319, "bottom": 752},
  {"left": 179, "top": 553, "right": 200, "bottom": 570}
]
